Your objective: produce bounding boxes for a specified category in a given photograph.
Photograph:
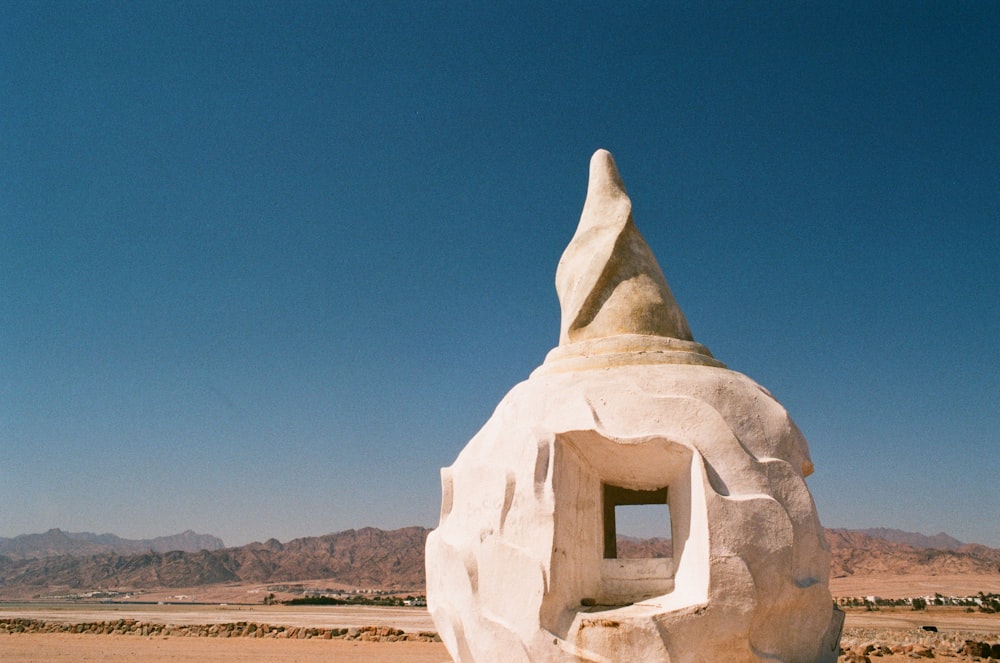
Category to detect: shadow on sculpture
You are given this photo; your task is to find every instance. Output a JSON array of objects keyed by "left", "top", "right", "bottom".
[{"left": 426, "top": 149, "right": 843, "bottom": 663}]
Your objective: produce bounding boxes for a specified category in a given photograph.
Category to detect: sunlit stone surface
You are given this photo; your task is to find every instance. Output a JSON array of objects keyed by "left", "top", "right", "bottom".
[{"left": 426, "top": 149, "right": 843, "bottom": 663}]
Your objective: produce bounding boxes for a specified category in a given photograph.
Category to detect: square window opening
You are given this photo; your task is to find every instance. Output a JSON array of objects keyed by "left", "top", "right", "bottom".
[{"left": 603, "top": 484, "right": 672, "bottom": 559}]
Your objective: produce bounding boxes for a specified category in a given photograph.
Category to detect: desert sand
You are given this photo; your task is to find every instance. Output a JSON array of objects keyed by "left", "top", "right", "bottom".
[
  {"left": 2, "top": 601, "right": 998, "bottom": 662},
  {"left": 830, "top": 572, "right": 1000, "bottom": 599},
  {"left": 0, "top": 603, "right": 446, "bottom": 662},
  {"left": 0, "top": 633, "right": 449, "bottom": 662}
]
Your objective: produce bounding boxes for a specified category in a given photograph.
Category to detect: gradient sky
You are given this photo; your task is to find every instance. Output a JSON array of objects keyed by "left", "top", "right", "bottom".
[{"left": 2, "top": 3, "right": 997, "bottom": 548}]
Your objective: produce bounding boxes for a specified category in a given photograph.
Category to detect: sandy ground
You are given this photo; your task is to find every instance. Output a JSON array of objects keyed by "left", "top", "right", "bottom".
[
  {"left": 0, "top": 603, "right": 447, "bottom": 662},
  {"left": 2, "top": 603, "right": 997, "bottom": 662},
  {"left": 844, "top": 606, "right": 1000, "bottom": 631},
  {"left": 830, "top": 573, "right": 1000, "bottom": 599},
  {"left": 2, "top": 627, "right": 995, "bottom": 663},
  {"left": 0, "top": 633, "right": 451, "bottom": 662}
]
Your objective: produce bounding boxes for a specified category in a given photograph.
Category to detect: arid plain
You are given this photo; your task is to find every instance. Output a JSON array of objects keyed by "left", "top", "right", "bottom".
[
  {"left": 1, "top": 607, "right": 997, "bottom": 662},
  {"left": 3, "top": 573, "right": 999, "bottom": 663}
]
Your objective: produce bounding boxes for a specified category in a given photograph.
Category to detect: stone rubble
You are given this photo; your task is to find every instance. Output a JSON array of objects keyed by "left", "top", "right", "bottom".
[
  {"left": 0, "top": 617, "right": 440, "bottom": 642},
  {"left": 838, "top": 626, "right": 1000, "bottom": 660}
]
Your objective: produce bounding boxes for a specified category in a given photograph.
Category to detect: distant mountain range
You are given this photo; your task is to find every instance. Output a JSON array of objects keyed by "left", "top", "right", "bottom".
[
  {"left": 0, "top": 526, "right": 997, "bottom": 599},
  {"left": 852, "top": 528, "right": 965, "bottom": 551},
  {"left": 0, "top": 527, "right": 427, "bottom": 597},
  {"left": 0, "top": 529, "right": 225, "bottom": 559}
]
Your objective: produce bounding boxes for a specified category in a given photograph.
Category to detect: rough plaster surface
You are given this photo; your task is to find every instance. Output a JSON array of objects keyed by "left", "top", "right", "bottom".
[{"left": 426, "top": 150, "right": 842, "bottom": 662}]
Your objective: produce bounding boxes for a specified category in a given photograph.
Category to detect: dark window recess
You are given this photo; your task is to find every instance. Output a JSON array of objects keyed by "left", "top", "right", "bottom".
[{"left": 602, "top": 484, "right": 668, "bottom": 559}]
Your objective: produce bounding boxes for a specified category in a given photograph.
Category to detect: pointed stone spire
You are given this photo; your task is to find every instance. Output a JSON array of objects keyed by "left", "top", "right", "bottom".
[{"left": 555, "top": 149, "right": 694, "bottom": 346}]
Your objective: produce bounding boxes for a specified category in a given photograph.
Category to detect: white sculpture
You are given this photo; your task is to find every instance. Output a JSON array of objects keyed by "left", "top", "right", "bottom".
[{"left": 426, "top": 149, "right": 843, "bottom": 663}]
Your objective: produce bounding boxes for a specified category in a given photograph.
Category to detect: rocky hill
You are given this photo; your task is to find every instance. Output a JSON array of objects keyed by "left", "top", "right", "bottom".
[
  {"left": 1, "top": 526, "right": 997, "bottom": 599},
  {"left": 616, "top": 536, "right": 672, "bottom": 558},
  {"left": 0, "top": 529, "right": 224, "bottom": 559},
  {"left": 825, "top": 528, "right": 1000, "bottom": 577}
]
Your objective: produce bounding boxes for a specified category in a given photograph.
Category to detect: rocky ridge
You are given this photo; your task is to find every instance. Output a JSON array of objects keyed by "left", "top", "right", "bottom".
[
  {"left": 0, "top": 529, "right": 224, "bottom": 559},
  {"left": 0, "top": 527, "right": 428, "bottom": 596},
  {"left": 826, "top": 529, "right": 1000, "bottom": 578},
  {"left": 1, "top": 527, "right": 998, "bottom": 598},
  {"left": 854, "top": 528, "right": 965, "bottom": 551}
]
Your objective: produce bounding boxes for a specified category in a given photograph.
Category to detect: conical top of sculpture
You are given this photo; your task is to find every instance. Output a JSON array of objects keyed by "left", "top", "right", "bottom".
[
  {"left": 556, "top": 149, "right": 693, "bottom": 345},
  {"left": 542, "top": 149, "right": 722, "bottom": 372}
]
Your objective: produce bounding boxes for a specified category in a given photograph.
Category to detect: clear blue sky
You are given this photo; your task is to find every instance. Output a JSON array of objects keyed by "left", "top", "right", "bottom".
[{"left": 2, "top": 3, "right": 997, "bottom": 548}]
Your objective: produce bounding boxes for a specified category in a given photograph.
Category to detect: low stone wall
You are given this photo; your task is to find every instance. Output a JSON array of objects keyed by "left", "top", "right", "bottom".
[
  {"left": 0, "top": 618, "right": 440, "bottom": 642},
  {"left": 6, "top": 619, "right": 998, "bottom": 658}
]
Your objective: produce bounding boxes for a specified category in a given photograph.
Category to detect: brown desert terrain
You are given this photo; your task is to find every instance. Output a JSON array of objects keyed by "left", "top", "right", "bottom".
[
  {"left": 830, "top": 572, "right": 1000, "bottom": 599},
  {"left": 3, "top": 527, "right": 999, "bottom": 660},
  {"left": 2, "top": 602, "right": 998, "bottom": 662},
  {"left": 0, "top": 633, "right": 450, "bottom": 662}
]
